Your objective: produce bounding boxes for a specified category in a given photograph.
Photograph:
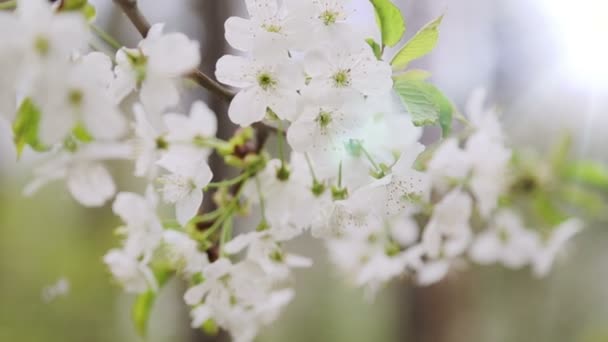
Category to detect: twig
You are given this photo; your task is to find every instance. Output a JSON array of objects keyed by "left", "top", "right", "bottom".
[{"left": 112, "top": 0, "right": 235, "bottom": 101}]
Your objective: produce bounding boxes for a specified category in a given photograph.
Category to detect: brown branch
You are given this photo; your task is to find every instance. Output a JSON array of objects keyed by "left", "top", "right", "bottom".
[{"left": 112, "top": 0, "right": 235, "bottom": 101}]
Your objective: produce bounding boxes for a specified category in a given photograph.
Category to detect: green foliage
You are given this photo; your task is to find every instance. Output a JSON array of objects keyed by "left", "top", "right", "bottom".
[
  {"left": 563, "top": 161, "right": 608, "bottom": 190},
  {"left": 393, "top": 69, "right": 432, "bottom": 81},
  {"left": 560, "top": 185, "right": 605, "bottom": 217},
  {"left": 72, "top": 123, "right": 93, "bottom": 143},
  {"left": 12, "top": 98, "right": 46, "bottom": 158},
  {"left": 365, "top": 38, "right": 383, "bottom": 60},
  {"left": 532, "top": 192, "right": 568, "bottom": 227},
  {"left": 393, "top": 79, "right": 453, "bottom": 136},
  {"left": 132, "top": 290, "right": 156, "bottom": 337},
  {"left": 369, "top": 0, "right": 406, "bottom": 47},
  {"left": 132, "top": 268, "right": 173, "bottom": 337},
  {"left": 391, "top": 15, "right": 443, "bottom": 70},
  {"left": 61, "top": 0, "right": 96, "bottom": 21}
]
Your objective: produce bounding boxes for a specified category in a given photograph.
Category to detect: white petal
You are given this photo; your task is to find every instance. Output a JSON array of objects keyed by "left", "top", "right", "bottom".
[
  {"left": 184, "top": 284, "right": 206, "bottom": 306},
  {"left": 245, "top": 0, "right": 278, "bottom": 19},
  {"left": 67, "top": 163, "right": 116, "bottom": 207},
  {"left": 284, "top": 254, "right": 313, "bottom": 268},
  {"left": 469, "top": 232, "right": 500, "bottom": 265},
  {"left": 228, "top": 88, "right": 267, "bottom": 126},
  {"left": 190, "top": 305, "right": 212, "bottom": 328},
  {"left": 224, "top": 232, "right": 258, "bottom": 254},
  {"left": 140, "top": 77, "right": 179, "bottom": 114},
  {"left": 416, "top": 261, "right": 449, "bottom": 286},
  {"left": 215, "top": 55, "right": 253, "bottom": 88},
  {"left": 147, "top": 33, "right": 200, "bottom": 76},
  {"left": 286, "top": 120, "right": 315, "bottom": 152},
  {"left": 176, "top": 190, "right": 203, "bottom": 226},
  {"left": 84, "top": 102, "right": 127, "bottom": 141},
  {"left": 225, "top": 16, "right": 254, "bottom": 51},
  {"left": 190, "top": 101, "right": 217, "bottom": 137}
]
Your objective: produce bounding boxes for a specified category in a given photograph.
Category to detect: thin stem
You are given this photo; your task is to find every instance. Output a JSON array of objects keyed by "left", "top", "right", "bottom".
[
  {"left": 276, "top": 121, "right": 286, "bottom": 169},
  {"left": 304, "top": 152, "right": 318, "bottom": 182},
  {"left": 254, "top": 175, "right": 267, "bottom": 221},
  {"left": 360, "top": 145, "right": 381, "bottom": 172},
  {"left": 219, "top": 217, "right": 233, "bottom": 257},
  {"left": 338, "top": 161, "right": 343, "bottom": 188},
  {"left": 90, "top": 24, "right": 122, "bottom": 50},
  {"left": 112, "top": 0, "right": 235, "bottom": 101},
  {"left": 112, "top": 0, "right": 151, "bottom": 37},
  {"left": 205, "top": 172, "right": 250, "bottom": 190}
]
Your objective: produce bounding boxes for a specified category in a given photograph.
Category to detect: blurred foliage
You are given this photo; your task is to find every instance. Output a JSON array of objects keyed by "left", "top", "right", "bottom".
[{"left": 2, "top": 170, "right": 608, "bottom": 342}]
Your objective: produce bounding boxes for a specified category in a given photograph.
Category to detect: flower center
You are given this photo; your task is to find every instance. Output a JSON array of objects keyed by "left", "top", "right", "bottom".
[
  {"left": 34, "top": 35, "right": 50, "bottom": 56},
  {"left": 257, "top": 72, "right": 277, "bottom": 91},
  {"left": 262, "top": 22, "right": 282, "bottom": 33},
  {"left": 68, "top": 89, "right": 84, "bottom": 107},
  {"left": 320, "top": 10, "right": 339, "bottom": 25},
  {"left": 315, "top": 110, "right": 333, "bottom": 128},
  {"left": 332, "top": 69, "right": 351, "bottom": 88},
  {"left": 155, "top": 137, "right": 169, "bottom": 150},
  {"left": 498, "top": 228, "right": 510, "bottom": 243}
]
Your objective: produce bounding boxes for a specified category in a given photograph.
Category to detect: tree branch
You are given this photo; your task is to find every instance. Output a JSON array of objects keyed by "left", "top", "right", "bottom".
[{"left": 112, "top": 0, "right": 235, "bottom": 101}]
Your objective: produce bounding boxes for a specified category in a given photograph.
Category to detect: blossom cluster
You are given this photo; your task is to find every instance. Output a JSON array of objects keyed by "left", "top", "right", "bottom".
[{"left": 0, "top": 1, "right": 588, "bottom": 341}]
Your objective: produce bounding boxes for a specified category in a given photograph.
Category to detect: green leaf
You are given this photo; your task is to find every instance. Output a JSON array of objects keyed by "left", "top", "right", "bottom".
[
  {"left": 133, "top": 290, "right": 156, "bottom": 337},
  {"left": 72, "top": 123, "right": 93, "bottom": 143},
  {"left": 391, "top": 15, "right": 443, "bottom": 70},
  {"left": 12, "top": 98, "right": 47, "bottom": 158},
  {"left": 560, "top": 185, "right": 605, "bottom": 217},
  {"left": 394, "top": 79, "right": 453, "bottom": 136},
  {"left": 365, "top": 38, "right": 383, "bottom": 60},
  {"left": 370, "top": 0, "right": 406, "bottom": 47},
  {"left": 533, "top": 192, "right": 568, "bottom": 226},
  {"left": 393, "top": 69, "right": 432, "bottom": 81},
  {"left": 563, "top": 160, "right": 608, "bottom": 190},
  {"left": 132, "top": 267, "right": 173, "bottom": 337}
]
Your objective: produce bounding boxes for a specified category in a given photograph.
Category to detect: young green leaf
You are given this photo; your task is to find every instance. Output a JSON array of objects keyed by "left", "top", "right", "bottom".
[
  {"left": 131, "top": 267, "right": 173, "bottom": 337},
  {"left": 12, "top": 98, "right": 46, "bottom": 158},
  {"left": 393, "top": 69, "right": 432, "bottom": 81},
  {"left": 370, "top": 0, "right": 406, "bottom": 47},
  {"left": 394, "top": 79, "right": 453, "bottom": 136},
  {"left": 391, "top": 15, "right": 443, "bottom": 70},
  {"left": 365, "top": 38, "right": 383, "bottom": 60},
  {"left": 563, "top": 160, "right": 608, "bottom": 190},
  {"left": 533, "top": 192, "right": 568, "bottom": 226},
  {"left": 133, "top": 290, "right": 156, "bottom": 337}
]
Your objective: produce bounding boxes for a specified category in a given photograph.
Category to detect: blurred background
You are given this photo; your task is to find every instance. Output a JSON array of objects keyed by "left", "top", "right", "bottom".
[{"left": 1, "top": 0, "right": 608, "bottom": 341}]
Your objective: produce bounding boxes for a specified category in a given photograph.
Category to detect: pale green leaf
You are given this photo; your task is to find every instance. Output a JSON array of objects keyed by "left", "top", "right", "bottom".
[
  {"left": 563, "top": 161, "right": 608, "bottom": 190},
  {"left": 133, "top": 291, "right": 156, "bottom": 337},
  {"left": 12, "top": 98, "right": 46, "bottom": 158},
  {"left": 370, "top": 0, "right": 406, "bottom": 47},
  {"left": 365, "top": 38, "right": 383, "bottom": 60},
  {"left": 394, "top": 79, "right": 453, "bottom": 136},
  {"left": 132, "top": 268, "right": 173, "bottom": 337},
  {"left": 391, "top": 15, "right": 443, "bottom": 70},
  {"left": 393, "top": 69, "right": 432, "bottom": 81}
]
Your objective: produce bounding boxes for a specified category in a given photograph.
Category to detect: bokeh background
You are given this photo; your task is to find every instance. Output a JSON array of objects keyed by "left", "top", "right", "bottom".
[{"left": 1, "top": 0, "right": 608, "bottom": 341}]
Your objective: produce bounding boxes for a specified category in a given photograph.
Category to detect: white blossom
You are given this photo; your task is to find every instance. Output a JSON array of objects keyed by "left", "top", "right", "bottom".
[
  {"left": 216, "top": 54, "right": 303, "bottom": 125},
  {"left": 157, "top": 152, "right": 213, "bottom": 226},
  {"left": 24, "top": 142, "right": 132, "bottom": 207},
  {"left": 113, "top": 23, "right": 200, "bottom": 113}
]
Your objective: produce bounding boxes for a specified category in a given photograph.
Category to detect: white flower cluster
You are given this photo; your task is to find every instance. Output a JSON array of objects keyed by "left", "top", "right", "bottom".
[{"left": 1, "top": 1, "right": 585, "bottom": 341}]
